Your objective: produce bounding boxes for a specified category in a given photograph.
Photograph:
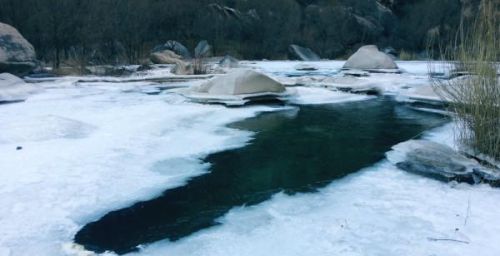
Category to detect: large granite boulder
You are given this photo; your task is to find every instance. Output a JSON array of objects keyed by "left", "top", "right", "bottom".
[
  {"left": 152, "top": 40, "right": 191, "bottom": 59},
  {"left": 343, "top": 45, "right": 398, "bottom": 70},
  {"left": 0, "top": 23, "right": 37, "bottom": 75},
  {"left": 150, "top": 50, "right": 183, "bottom": 65},
  {"left": 0, "top": 73, "right": 39, "bottom": 103},
  {"left": 387, "top": 140, "right": 500, "bottom": 186},
  {"left": 289, "top": 44, "right": 320, "bottom": 61},
  {"left": 181, "top": 69, "right": 288, "bottom": 105},
  {"left": 198, "top": 69, "right": 285, "bottom": 95}
]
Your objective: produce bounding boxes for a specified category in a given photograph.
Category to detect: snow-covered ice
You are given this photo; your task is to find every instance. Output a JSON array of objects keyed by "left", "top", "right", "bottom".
[
  {"left": 0, "top": 79, "right": 285, "bottom": 255},
  {"left": 0, "top": 61, "right": 498, "bottom": 256}
]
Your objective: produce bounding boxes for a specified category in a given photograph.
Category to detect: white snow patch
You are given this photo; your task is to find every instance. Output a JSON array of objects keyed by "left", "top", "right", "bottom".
[{"left": 0, "top": 73, "right": 41, "bottom": 102}]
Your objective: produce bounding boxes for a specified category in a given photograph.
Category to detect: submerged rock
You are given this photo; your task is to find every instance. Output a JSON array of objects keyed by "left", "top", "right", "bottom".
[
  {"left": 294, "top": 63, "right": 318, "bottom": 71},
  {"left": 172, "top": 61, "right": 194, "bottom": 75},
  {"left": 289, "top": 44, "right": 320, "bottom": 61},
  {"left": 387, "top": 140, "right": 500, "bottom": 186},
  {"left": 0, "top": 73, "right": 39, "bottom": 103},
  {"left": 343, "top": 45, "right": 398, "bottom": 71},
  {"left": 0, "top": 22, "right": 37, "bottom": 75},
  {"left": 181, "top": 69, "right": 289, "bottom": 105}
]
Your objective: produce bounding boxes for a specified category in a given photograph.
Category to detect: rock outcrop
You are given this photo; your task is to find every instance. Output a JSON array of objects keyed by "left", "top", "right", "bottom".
[
  {"left": 289, "top": 45, "right": 320, "bottom": 61},
  {"left": 387, "top": 140, "right": 500, "bottom": 186},
  {"left": 0, "top": 23, "right": 37, "bottom": 75},
  {"left": 343, "top": 45, "right": 398, "bottom": 70},
  {"left": 0, "top": 73, "right": 39, "bottom": 103}
]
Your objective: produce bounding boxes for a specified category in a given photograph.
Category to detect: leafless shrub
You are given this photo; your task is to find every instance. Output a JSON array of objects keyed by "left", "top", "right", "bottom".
[{"left": 431, "top": 0, "right": 499, "bottom": 161}]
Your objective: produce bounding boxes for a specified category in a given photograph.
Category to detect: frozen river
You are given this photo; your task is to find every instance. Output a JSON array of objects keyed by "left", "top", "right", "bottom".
[{"left": 0, "top": 61, "right": 499, "bottom": 256}]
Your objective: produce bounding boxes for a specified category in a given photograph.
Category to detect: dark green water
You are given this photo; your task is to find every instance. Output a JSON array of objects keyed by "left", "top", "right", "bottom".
[{"left": 75, "top": 98, "right": 447, "bottom": 254}]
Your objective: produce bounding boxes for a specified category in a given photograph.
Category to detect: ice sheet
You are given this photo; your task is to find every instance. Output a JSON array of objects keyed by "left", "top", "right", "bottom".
[{"left": 0, "top": 78, "right": 283, "bottom": 255}]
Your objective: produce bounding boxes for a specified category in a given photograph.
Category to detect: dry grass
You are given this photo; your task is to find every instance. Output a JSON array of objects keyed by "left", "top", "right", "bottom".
[
  {"left": 431, "top": 0, "right": 499, "bottom": 161},
  {"left": 192, "top": 57, "right": 208, "bottom": 75},
  {"left": 399, "top": 50, "right": 416, "bottom": 60}
]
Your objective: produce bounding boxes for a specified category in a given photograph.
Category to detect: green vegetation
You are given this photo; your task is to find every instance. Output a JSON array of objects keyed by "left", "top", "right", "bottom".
[{"left": 433, "top": 0, "right": 499, "bottom": 161}]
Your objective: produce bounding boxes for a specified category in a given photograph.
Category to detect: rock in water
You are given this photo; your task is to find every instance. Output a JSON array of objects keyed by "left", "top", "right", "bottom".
[
  {"left": 0, "top": 73, "right": 39, "bottom": 103},
  {"left": 181, "top": 69, "right": 289, "bottom": 105},
  {"left": 152, "top": 40, "right": 191, "bottom": 59},
  {"left": 150, "top": 50, "right": 183, "bottom": 64},
  {"left": 387, "top": 140, "right": 500, "bottom": 186},
  {"left": 343, "top": 45, "right": 398, "bottom": 70},
  {"left": 194, "top": 40, "right": 211, "bottom": 58},
  {"left": 0, "top": 23, "right": 37, "bottom": 75},
  {"left": 289, "top": 44, "right": 320, "bottom": 61},
  {"left": 198, "top": 69, "right": 285, "bottom": 95}
]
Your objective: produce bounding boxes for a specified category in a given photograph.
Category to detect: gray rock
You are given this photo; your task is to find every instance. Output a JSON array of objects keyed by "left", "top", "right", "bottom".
[
  {"left": 181, "top": 69, "right": 289, "bottom": 105},
  {"left": 0, "top": 23, "right": 37, "bottom": 75},
  {"left": 289, "top": 44, "right": 320, "bottom": 61},
  {"left": 387, "top": 140, "right": 500, "bottom": 186},
  {"left": 152, "top": 41, "right": 191, "bottom": 59},
  {"left": 197, "top": 69, "right": 285, "bottom": 95},
  {"left": 343, "top": 45, "right": 398, "bottom": 70},
  {"left": 219, "top": 55, "right": 239, "bottom": 68},
  {"left": 194, "top": 40, "right": 211, "bottom": 58}
]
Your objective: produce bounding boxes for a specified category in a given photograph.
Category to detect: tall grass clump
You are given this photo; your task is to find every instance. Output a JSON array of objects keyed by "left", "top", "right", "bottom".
[{"left": 432, "top": 0, "right": 499, "bottom": 162}]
